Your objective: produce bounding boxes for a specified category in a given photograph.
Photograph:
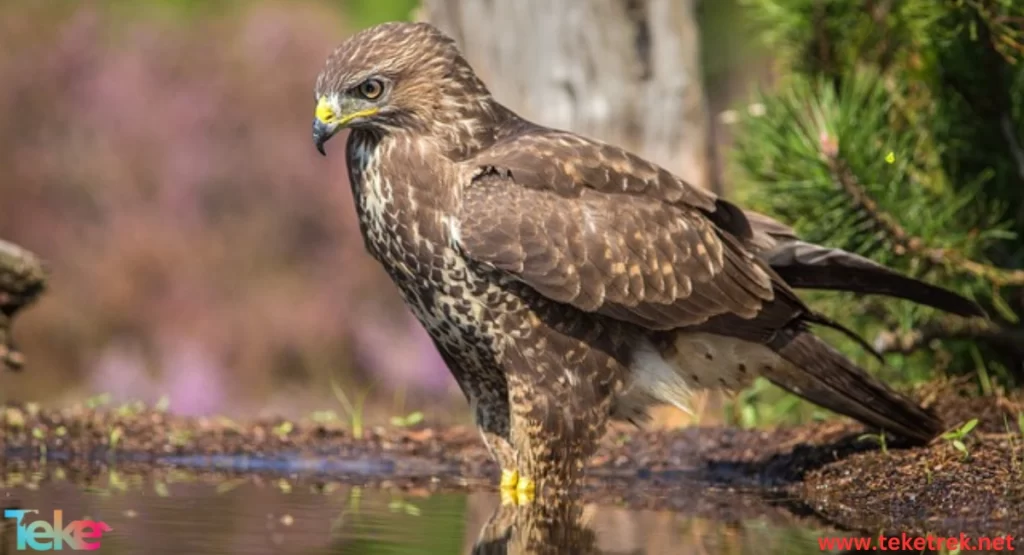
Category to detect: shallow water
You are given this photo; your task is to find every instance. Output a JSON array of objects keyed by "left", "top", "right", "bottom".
[{"left": 0, "top": 466, "right": 855, "bottom": 555}]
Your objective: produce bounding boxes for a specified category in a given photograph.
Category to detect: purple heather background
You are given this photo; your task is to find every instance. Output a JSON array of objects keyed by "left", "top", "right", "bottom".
[
  {"left": 0, "top": 1, "right": 761, "bottom": 426},
  {"left": 0, "top": 1, "right": 462, "bottom": 422}
]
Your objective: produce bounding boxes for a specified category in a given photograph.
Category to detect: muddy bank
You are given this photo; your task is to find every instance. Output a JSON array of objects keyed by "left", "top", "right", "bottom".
[
  {"left": 1, "top": 382, "right": 1021, "bottom": 537},
  {"left": 592, "top": 382, "right": 1024, "bottom": 538}
]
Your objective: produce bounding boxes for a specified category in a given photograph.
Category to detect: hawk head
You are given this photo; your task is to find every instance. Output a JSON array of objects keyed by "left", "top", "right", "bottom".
[{"left": 312, "top": 21, "right": 491, "bottom": 155}]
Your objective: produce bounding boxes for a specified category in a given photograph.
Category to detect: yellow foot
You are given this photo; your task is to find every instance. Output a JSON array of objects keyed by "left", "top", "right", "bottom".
[
  {"left": 499, "top": 469, "right": 519, "bottom": 506},
  {"left": 497, "top": 470, "right": 535, "bottom": 505},
  {"left": 515, "top": 476, "right": 536, "bottom": 505},
  {"left": 500, "top": 468, "right": 519, "bottom": 489}
]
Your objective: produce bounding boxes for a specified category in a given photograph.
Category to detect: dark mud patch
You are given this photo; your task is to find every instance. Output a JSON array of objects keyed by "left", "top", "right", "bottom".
[{"left": 2, "top": 382, "right": 1022, "bottom": 537}]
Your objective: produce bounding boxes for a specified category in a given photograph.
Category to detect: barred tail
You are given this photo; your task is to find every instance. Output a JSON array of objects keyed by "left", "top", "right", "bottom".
[{"left": 764, "top": 327, "right": 943, "bottom": 444}]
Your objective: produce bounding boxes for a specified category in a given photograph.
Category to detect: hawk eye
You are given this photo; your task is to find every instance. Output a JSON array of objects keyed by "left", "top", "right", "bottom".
[{"left": 357, "top": 78, "right": 385, "bottom": 100}]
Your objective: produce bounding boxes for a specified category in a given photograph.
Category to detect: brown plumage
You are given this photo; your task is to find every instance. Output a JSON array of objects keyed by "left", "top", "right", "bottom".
[
  {"left": 0, "top": 240, "right": 46, "bottom": 371},
  {"left": 311, "top": 22, "right": 986, "bottom": 498}
]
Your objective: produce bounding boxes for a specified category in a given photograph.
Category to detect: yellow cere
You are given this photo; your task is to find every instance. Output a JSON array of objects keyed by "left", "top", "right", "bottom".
[
  {"left": 315, "top": 97, "right": 337, "bottom": 124},
  {"left": 315, "top": 97, "right": 379, "bottom": 127}
]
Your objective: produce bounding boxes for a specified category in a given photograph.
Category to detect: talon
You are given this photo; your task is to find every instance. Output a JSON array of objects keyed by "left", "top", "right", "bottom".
[
  {"left": 499, "top": 469, "right": 520, "bottom": 506},
  {"left": 499, "top": 468, "right": 519, "bottom": 490},
  {"left": 500, "top": 488, "right": 518, "bottom": 506},
  {"left": 515, "top": 477, "right": 535, "bottom": 504}
]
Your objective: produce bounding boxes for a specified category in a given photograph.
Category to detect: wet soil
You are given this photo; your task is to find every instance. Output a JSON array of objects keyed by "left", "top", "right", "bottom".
[{"left": 2, "top": 380, "right": 1022, "bottom": 538}]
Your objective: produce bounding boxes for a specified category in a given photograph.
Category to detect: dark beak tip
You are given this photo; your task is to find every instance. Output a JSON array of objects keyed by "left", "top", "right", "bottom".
[{"left": 313, "top": 119, "right": 331, "bottom": 157}]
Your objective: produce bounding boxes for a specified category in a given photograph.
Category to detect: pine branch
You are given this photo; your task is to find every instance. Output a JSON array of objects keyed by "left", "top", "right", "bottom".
[
  {"left": 736, "top": 0, "right": 1024, "bottom": 386},
  {"left": 964, "top": 0, "right": 1024, "bottom": 62},
  {"left": 820, "top": 136, "right": 1024, "bottom": 286},
  {"left": 1000, "top": 113, "right": 1024, "bottom": 182}
]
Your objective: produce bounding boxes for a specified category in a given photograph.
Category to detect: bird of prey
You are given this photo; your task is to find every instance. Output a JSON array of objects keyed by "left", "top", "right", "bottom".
[
  {"left": 311, "top": 22, "right": 985, "bottom": 502},
  {"left": 0, "top": 239, "right": 46, "bottom": 371}
]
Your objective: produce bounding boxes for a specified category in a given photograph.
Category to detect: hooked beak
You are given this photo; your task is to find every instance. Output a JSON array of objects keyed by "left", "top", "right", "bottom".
[
  {"left": 313, "top": 96, "right": 342, "bottom": 156},
  {"left": 313, "top": 119, "right": 336, "bottom": 157},
  {"left": 312, "top": 96, "right": 379, "bottom": 157}
]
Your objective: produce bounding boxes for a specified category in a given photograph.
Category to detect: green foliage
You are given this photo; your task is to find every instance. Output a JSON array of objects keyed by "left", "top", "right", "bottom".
[
  {"left": 857, "top": 430, "right": 889, "bottom": 455},
  {"left": 729, "top": 377, "right": 832, "bottom": 427},
  {"left": 941, "top": 418, "right": 979, "bottom": 459},
  {"left": 329, "top": 373, "right": 372, "bottom": 439},
  {"left": 733, "top": 0, "right": 1024, "bottom": 389},
  {"left": 272, "top": 420, "right": 295, "bottom": 439},
  {"left": 344, "top": 0, "right": 419, "bottom": 28},
  {"left": 390, "top": 411, "right": 424, "bottom": 428},
  {"left": 86, "top": 393, "right": 113, "bottom": 409},
  {"left": 109, "top": 426, "right": 124, "bottom": 449},
  {"left": 100, "top": 0, "right": 237, "bottom": 25}
]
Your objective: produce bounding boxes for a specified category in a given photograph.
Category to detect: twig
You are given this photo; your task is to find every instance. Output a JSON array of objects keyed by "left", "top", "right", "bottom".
[
  {"left": 966, "top": 0, "right": 1024, "bottom": 62},
  {"left": 874, "top": 316, "right": 1024, "bottom": 355},
  {"left": 1001, "top": 114, "right": 1024, "bottom": 184},
  {"left": 820, "top": 141, "right": 1024, "bottom": 286}
]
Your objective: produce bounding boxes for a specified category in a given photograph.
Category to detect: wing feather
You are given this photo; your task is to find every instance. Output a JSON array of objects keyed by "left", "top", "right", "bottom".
[{"left": 455, "top": 170, "right": 776, "bottom": 330}]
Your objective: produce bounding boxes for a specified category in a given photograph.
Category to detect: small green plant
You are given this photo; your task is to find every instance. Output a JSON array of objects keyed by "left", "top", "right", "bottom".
[
  {"left": 310, "top": 410, "right": 340, "bottom": 424},
  {"left": 109, "top": 426, "right": 124, "bottom": 449},
  {"left": 168, "top": 429, "right": 192, "bottom": 447},
  {"left": 4, "top": 407, "right": 25, "bottom": 428},
  {"left": 329, "top": 373, "right": 372, "bottom": 440},
  {"left": 941, "top": 418, "right": 979, "bottom": 460},
  {"left": 857, "top": 431, "right": 889, "bottom": 455},
  {"left": 85, "top": 393, "right": 112, "bottom": 409},
  {"left": 272, "top": 420, "right": 294, "bottom": 440},
  {"left": 389, "top": 411, "right": 424, "bottom": 428},
  {"left": 32, "top": 426, "right": 47, "bottom": 460},
  {"left": 115, "top": 400, "right": 146, "bottom": 418}
]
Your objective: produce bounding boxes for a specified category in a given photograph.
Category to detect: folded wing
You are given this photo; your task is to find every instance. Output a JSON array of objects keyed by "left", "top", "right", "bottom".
[{"left": 455, "top": 169, "right": 777, "bottom": 330}]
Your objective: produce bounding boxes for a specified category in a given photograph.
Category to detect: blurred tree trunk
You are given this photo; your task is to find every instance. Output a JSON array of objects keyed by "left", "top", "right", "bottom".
[
  {"left": 420, "top": 0, "right": 716, "bottom": 192},
  {"left": 0, "top": 239, "right": 46, "bottom": 371}
]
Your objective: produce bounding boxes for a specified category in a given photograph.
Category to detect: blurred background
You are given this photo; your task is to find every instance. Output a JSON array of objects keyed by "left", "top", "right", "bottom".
[
  {"left": 1, "top": 0, "right": 1020, "bottom": 429},
  {"left": 1, "top": 0, "right": 453, "bottom": 422}
]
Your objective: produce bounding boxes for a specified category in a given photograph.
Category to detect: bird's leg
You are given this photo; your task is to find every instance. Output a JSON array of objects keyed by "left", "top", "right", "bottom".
[
  {"left": 481, "top": 426, "right": 519, "bottom": 506},
  {"left": 506, "top": 374, "right": 607, "bottom": 504},
  {"left": 440, "top": 347, "right": 521, "bottom": 503},
  {"left": 469, "top": 390, "right": 520, "bottom": 505}
]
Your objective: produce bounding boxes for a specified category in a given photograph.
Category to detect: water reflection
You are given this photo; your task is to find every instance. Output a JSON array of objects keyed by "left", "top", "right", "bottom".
[
  {"left": 0, "top": 466, "right": 858, "bottom": 555},
  {"left": 471, "top": 498, "right": 597, "bottom": 554}
]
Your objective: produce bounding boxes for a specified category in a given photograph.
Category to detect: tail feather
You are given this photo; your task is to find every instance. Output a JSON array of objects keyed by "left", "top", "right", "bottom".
[
  {"left": 761, "top": 240, "right": 987, "bottom": 319},
  {"left": 803, "top": 310, "right": 884, "bottom": 363},
  {"left": 765, "top": 328, "right": 944, "bottom": 444}
]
